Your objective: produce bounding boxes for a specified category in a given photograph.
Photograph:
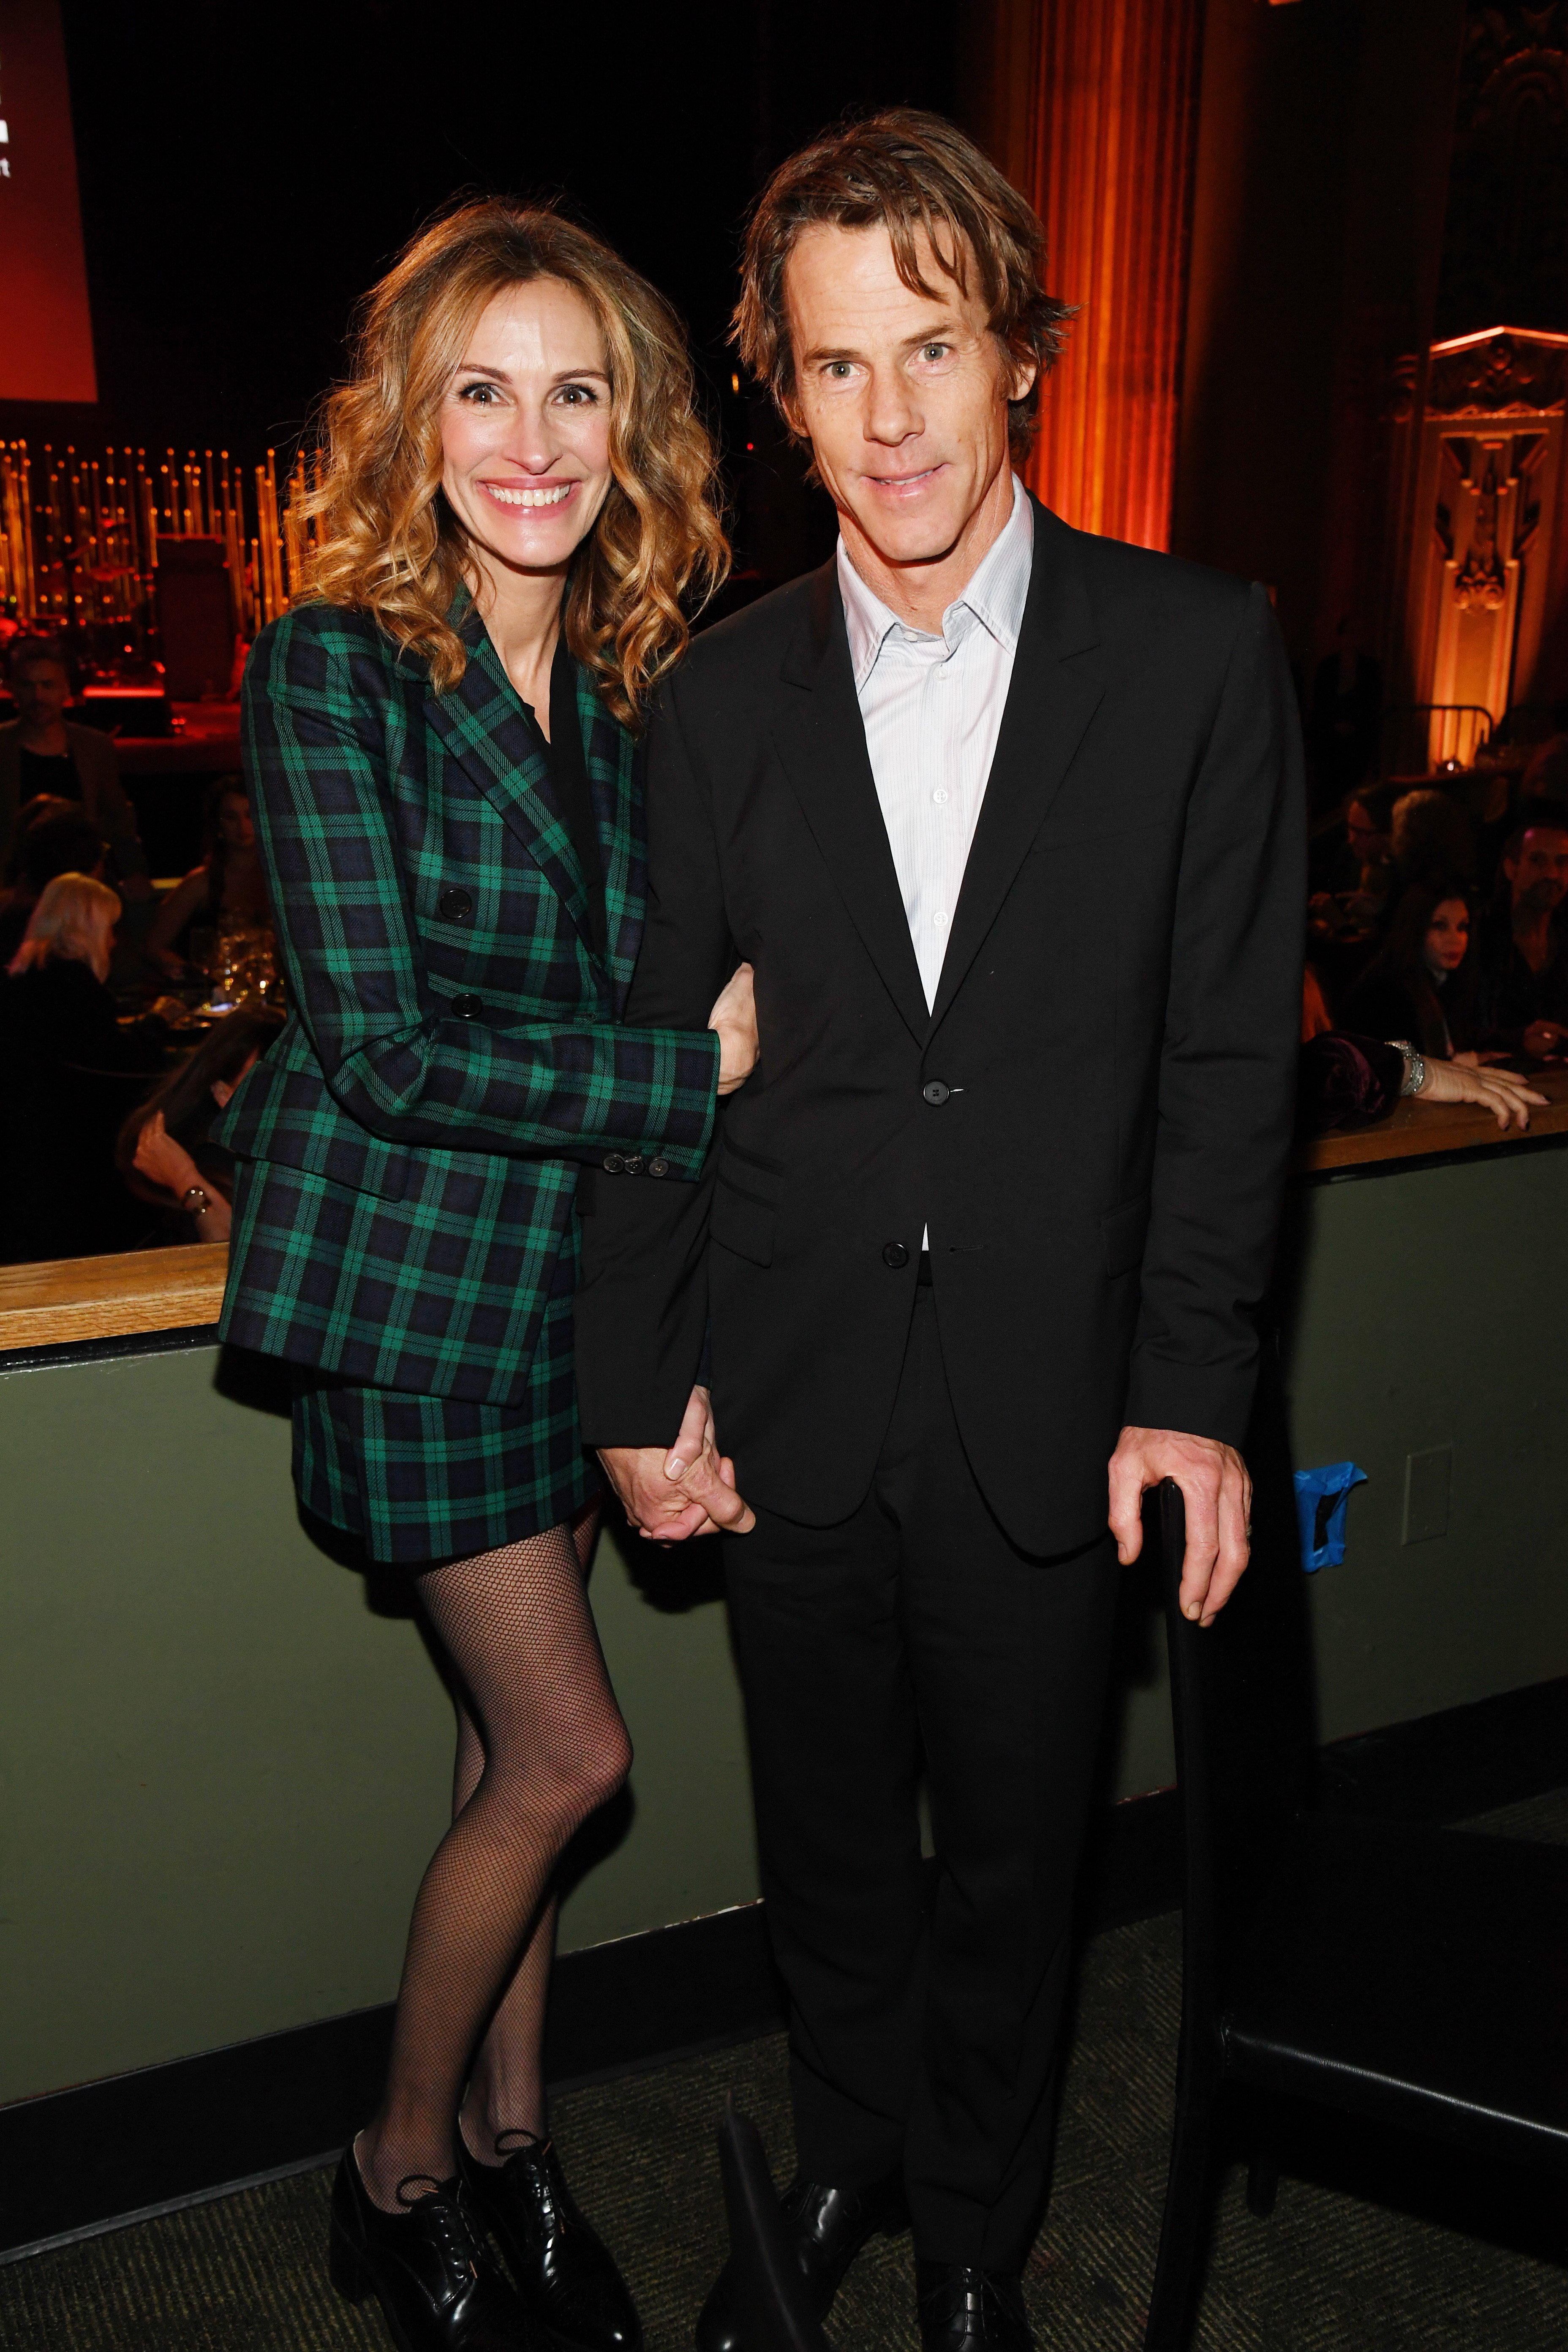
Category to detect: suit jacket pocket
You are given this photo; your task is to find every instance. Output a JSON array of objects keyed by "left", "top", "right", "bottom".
[
  {"left": 1101, "top": 1193, "right": 1151, "bottom": 1278},
  {"left": 710, "top": 1145, "right": 780, "bottom": 1269}
]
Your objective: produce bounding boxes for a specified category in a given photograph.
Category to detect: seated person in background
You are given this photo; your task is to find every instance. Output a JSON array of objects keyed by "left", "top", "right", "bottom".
[
  {"left": 0, "top": 641, "right": 150, "bottom": 899},
  {"left": 1310, "top": 789, "right": 1394, "bottom": 906},
  {"left": 1390, "top": 785, "right": 1475, "bottom": 890},
  {"left": 1299, "top": 973, "right": 1544, "bottom": 1135},
  {"left": 117, "top": 1002, "right": 284, "bottom": 1244},
  {"left": 1474, "top": 801, "right": 1568, "bottom": 1059},
  {"left": 0, "top": 801, "right": 107, "bottom": 966},
  {"left": 1344, "top": 876, "right": 1479, "bottom": 1059},
  {"left": 0, "top": 873, "right": 166, "bottom": 1263},
  {"left": 145, "top": 776, "right": 271, "bottom": 980}
]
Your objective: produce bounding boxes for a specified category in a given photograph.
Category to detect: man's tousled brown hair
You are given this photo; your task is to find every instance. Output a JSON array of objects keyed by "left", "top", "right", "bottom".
[
  {"left": 305, "top": 201, "right": 728, "bottom": 725},
  {"left": 735, "top": 108, "right": 1071, "bottom": 459}
]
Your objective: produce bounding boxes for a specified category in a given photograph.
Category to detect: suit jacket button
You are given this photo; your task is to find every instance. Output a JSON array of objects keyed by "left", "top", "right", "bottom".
[
  {"left": 622, "top": 1153, "right": 645, "bottom": 1176},
  {"left": 648, "top": 1157, "right": 670, "bottom": 1178},
  {"left": 451, "top": 993, "right": 483, "bottom": 1020},
  {"left": 922, "top": 1080, "right": 950, "bottom": 1105},
  {"left": 438, "top": 887, "right": 474, "bottom": 921},
  {"left": 882, "top": 1241, "right": 909, "bottom": 1270},
  {"left": 603, "top": 1152, "right": 626, "bottom": 1174}
]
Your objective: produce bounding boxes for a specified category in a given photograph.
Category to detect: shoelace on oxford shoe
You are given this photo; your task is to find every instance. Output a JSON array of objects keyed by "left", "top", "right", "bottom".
[
  {"left": 491, "top": 2131, "right": 564, "bottom": 2238},
  {"left": 916, "top": 2264, "right": 1029, "bottom": 2349},
  {"left": 395, "top": 2174, "right": 485, "bottom": 2294}
]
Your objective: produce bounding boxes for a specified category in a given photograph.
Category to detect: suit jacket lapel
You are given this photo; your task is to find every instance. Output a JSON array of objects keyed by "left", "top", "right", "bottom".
[
  {"left": 772, "top": 566, "right": 931, "bottom": 1045},
  {"left": 422, "top": 597, "right": 598, "bottom": 956},
  {"left": 928, "top": 503, "right": 1105, "bottom": 1032},
  {"left": 578, "top": 666, "right": 642, "bottom": 1013}
]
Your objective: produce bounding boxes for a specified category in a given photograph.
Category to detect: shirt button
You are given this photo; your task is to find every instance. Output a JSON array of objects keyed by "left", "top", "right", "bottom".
[
  {"left": 923, "top": 1080, "right": 950, "bottom": 1105},
  {"left": 932, "top": 788, "right": 949, "bottom": 806},
  {"left": 882, "top": 1241, "right": 910, "bottom": 1270},
  {"left": 438, "top": 887, "right": 473, "bottom": 921},
  {"left": 932, "top": 911, "right": 947, "bottom": 930},
  {"left": 451, "top": 993, "right": 483, "bottom": 1019}
]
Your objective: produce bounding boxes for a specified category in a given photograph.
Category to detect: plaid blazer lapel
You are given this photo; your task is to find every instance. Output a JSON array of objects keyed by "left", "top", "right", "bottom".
[
  {"left": 423, "top": 597, "right": 597, "bottom": 956},
  {"left": 576, "top": 662, "right": 643, "bottom": 1014}
]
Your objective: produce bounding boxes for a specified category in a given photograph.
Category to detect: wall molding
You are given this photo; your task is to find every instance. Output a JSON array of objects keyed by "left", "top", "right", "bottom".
[{"left": 2, "top": 1674, "right": 1562, "bottom": 2263}]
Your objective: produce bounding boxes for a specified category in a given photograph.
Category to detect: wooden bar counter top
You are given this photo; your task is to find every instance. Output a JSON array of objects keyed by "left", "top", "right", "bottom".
[{"left": 0, "top": 1074, "right": 1563, "bottom": 1353}]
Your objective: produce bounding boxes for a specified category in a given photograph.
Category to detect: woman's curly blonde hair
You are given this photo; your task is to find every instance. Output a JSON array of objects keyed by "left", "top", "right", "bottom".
[{"left": 304, "top": 201, "right": 728, "bottom": 726}]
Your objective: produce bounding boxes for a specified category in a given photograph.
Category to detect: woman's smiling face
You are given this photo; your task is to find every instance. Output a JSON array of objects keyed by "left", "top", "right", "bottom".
[{"left": 439, "top": 278, "right": 615, "bottom": 577}]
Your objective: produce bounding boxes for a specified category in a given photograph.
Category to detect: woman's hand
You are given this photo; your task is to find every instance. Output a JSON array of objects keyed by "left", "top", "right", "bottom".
[
  {"left": 1415, "top": 1059, "right": 1547, "bottom": 1131},
  {"left": 133, "top": 1111, "right": 204, "bottom": 1197},
  {"left": 708, "top": 961, "right": 758, "bottom": 1096},
  {"left": 133, "top": 1115, "right": 234, "bottom": 1235}
]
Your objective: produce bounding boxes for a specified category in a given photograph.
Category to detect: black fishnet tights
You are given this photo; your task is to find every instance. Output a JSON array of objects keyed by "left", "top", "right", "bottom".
[{"left": 357, "top": 1505, "right": 623, "bottom": 2212}]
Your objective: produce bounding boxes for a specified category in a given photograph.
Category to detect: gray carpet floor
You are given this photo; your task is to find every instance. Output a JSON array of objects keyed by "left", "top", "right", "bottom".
[{"left": 3, "top": 1790, "right": 1564, "bottom": 2352}]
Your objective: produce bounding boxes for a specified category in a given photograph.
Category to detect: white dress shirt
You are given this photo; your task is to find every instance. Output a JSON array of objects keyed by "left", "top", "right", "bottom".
[{"left": 837, "top": 472, "right": 1034, "bottom": 1013}]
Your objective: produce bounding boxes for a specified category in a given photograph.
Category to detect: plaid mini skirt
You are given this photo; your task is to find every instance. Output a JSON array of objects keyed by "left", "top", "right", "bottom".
[{"left": 291, "top": 1252, "right": 601, "bottom": 1567}]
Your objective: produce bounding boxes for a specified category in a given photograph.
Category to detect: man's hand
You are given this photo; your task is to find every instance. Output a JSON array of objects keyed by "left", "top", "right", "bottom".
[
  {"left": 1108, "top": 1426, "right": 1251, "bottom": 1626},
  {"left": 1522, "top": 1018, "right": 1568, "bottom": 1059},
  {"left": 598, "top": 1384, "right": 757, "bottom": 1543},
  {"left": 708, "top": 962, "right": 758, "bottom": 1095}
]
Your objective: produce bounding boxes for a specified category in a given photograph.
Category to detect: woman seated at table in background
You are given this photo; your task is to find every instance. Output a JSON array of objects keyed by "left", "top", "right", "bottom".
[
  {"left": 145, "top": 776, "right": 271, "bottom": 981},
  {"left": 0, "top": 872, "right": 166, "bottom": 1262},
  {"left": 117, "top": 1003, "right": 285, "bottom": 1244},
  {"left": 1300, "top": 958, "right": 1544, "bottom": 1136},
  {"left": 1344, "top": 876, "right": 1481, "bottom": 1060}
]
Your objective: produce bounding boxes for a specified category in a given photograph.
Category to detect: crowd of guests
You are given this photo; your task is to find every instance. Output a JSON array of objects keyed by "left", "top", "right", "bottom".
[
  {"left": 1, "top": 628, "right": 1564, "bottom": 1269},
  {"left": 1301, "top": 702, "right": 1568, "bottom": 1131},
  {"left": 0, "top": 634, "right": 280, "bottom": 1266}
]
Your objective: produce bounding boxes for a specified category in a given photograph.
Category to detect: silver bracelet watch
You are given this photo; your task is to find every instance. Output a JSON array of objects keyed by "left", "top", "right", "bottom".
[{"left": 1387, "top": 1040, "right": 1426, "bottom": 1098}]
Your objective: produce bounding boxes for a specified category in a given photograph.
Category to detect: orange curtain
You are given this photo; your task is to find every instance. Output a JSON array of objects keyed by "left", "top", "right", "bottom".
[{"left": 1021, "top": 0, "right": 1205, "bottom": 550}]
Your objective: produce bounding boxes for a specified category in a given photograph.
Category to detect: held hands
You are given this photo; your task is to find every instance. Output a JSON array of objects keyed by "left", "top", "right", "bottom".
[
  {"left": 708, "top": 962, "right": 758, "bottom": 1095},
  {"left": 598, "top": 1384, "right": 757, "bottom": 1544},
  {"left": 1108, "top": 1426, "right": 1251, "bottom": 1627}
]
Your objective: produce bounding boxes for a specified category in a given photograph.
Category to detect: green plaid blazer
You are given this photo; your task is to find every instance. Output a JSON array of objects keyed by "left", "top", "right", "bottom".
[{"left": 213, "top": 594, "right": 719, "bottom": 1406}]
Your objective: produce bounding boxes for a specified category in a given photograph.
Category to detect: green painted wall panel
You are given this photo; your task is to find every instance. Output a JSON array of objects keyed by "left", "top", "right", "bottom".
[{"left": 3, "top": 1140, "right": 1565, "bottom": 2106}]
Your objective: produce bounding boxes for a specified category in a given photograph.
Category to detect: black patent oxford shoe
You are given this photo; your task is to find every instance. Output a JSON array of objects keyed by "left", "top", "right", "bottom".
[
  {"left": 328, "top": 2142, "right": 540, "bottom": 2352},
  {"left": 457, "top": 2129, "right": 642, "bottom": 2352},
  {"left": 915, "top": 2261, "right": 1034, "bottom": 2352},
  {"left": 696, "top": 2170, "right": 906, "bottom": 2352}
]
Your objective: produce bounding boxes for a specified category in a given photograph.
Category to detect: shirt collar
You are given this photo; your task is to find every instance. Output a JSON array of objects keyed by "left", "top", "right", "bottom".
[{"left": 836, "top": 473, "right": 1034, "bottom": 690}]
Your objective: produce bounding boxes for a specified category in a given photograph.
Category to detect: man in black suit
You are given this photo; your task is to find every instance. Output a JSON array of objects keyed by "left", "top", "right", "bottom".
[{"left": 576, "top": 110, "right": 1303, "bottom": 2352}]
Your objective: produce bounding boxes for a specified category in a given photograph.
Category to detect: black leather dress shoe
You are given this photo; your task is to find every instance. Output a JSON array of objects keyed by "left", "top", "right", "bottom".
[
  {"left": 915, "top": 2262, "right": 1033, "bottom": 2352},
  {"left": 458, "top": 2129, "right": 642, "bottom": 2352},
  {"left": 328, "top": 2144, "right": 539, "bottom": 2352},
  {"left": 696, "top": 2170, "right": 906, "bottom": 2352}
]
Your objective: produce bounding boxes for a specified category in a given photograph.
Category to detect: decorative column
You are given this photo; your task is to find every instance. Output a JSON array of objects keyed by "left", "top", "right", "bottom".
[{"left": 1017, "top": 0, "right": 1206, "bottom": 550}]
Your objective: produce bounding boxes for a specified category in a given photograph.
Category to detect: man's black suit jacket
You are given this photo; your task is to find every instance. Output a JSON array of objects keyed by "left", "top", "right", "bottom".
[{"left": 575, "top": 499, "right": 1305, "bottom": 1557}]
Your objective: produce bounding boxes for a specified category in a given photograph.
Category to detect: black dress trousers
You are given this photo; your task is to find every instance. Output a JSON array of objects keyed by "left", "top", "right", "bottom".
[{"left": 721, "top": 1288, "right": 1121, "bottom": 2270}]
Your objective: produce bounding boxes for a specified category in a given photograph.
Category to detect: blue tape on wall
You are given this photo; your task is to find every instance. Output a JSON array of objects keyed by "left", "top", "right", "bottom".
[{"left": 1293, "top": 1461, "right": 1368, "bottom": 1571}]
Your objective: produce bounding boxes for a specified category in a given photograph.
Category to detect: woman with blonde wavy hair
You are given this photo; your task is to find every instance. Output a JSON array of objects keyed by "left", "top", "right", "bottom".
[{"left": 210, "top": 201, "right": 757, "bottom": 2352}]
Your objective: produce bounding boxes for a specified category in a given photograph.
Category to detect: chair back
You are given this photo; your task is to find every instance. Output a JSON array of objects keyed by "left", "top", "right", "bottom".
[
  {"left": 1152, "top": 1351, "right": 1318, "bottom": 2043},
  {"left": 717, "top": 2097, "right": 832, "bottom": 2352}
]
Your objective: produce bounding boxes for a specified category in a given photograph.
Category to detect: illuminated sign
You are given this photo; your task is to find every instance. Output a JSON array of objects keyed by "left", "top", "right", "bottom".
[{"left": 0, "top": 0, "right": 98, "bottom": 402}]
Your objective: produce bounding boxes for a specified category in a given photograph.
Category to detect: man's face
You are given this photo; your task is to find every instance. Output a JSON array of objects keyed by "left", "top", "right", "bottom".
[
  {"left": 781, "top": 222, "right": 1032, "bottom": 572},
  {"left": 12, "top": 657, "right": 68, "bottom": 728},
  {"left": 1504, "top": 825, "right": 1568, "bottom": 913}
]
